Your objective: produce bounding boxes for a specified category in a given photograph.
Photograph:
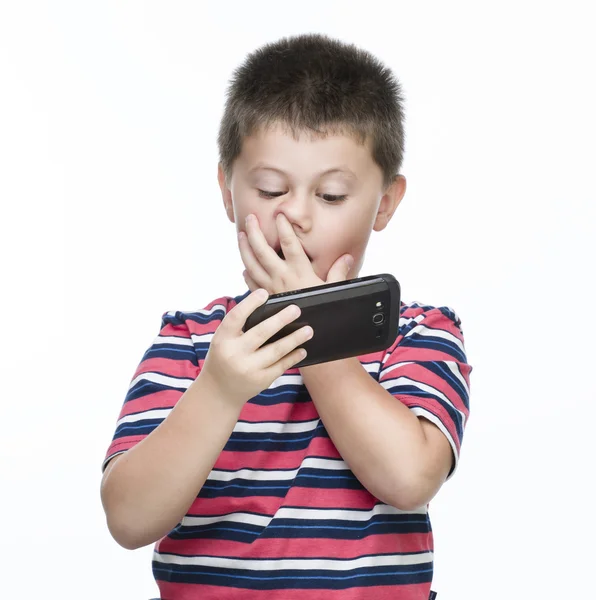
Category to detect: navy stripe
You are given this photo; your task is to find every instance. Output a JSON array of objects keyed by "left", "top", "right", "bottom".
[
  {"left": 223, "top": 426, "right": 329, "bottom": 453},
  {"left": 383, "top": 383, "right": 464, "bottom": 438},
  {"left": 170, "top": 515, "right": 429, "bottom": 543},
  {"left": 198, "top": 471, "right": 365, "bottom": 498},
  {"left": 421, "top": 361, "right": 469, "bottom": 407},
  {"left": 142, "top": 346, "right": 198, "bottom": 364},
  {"left": 198, "top": 482, "right": 290, "bottom": 499},
  {"left": 222, "top": 437, "right": 315, "bottom": 453},
  {"left": 125, "top": 381, "right": 187, "bottom": 402},
  {"left": 114, "top": 418, "right": 162, "bottom": 439},
  {"left": 437, "top": 306, "right": 461, "bottom": 327},
  {"left": 248, "top": 388, "right": 312, "bottom": 405},
  {"left": 228, "top": 430, "right": 324, "bottom": 443},
  {"left": 399, "top": 333, "right": 466, "bottom": 362},
  {"left": 293, "top": 469, "right": 365, "bottom": 490},
  {"left": 263, "top": 516, "right": 429, "bottom": 539},
  {"left": 178, "top": 310, "right": 225, "bottom": 325},
  {"left": 152, "top": 562, "right": 433, "bottom": 589},
  {"left": 169, "top": 521, "right": 265, "bottom": 543}
]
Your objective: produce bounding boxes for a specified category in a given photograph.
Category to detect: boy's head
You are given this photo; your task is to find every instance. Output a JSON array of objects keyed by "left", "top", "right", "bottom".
[{"left": 217, "top": 33, "right": 407, "bottom": 284}]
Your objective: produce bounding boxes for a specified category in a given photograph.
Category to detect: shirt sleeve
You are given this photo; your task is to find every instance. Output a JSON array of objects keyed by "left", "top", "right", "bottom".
[
  {"left": 101, "top": 310, "right": 202, "bottom": 472},
  {"left": 378, "top": 305, "right": 472, "bottom": 479}
]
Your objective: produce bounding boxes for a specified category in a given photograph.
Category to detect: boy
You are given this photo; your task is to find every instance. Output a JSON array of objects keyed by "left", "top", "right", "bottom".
[{"left": 101, "top": 33, "right": 472, "bottom": 600}]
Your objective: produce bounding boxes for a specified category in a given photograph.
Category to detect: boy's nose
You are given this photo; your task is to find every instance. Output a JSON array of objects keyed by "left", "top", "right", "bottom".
[{"left": 274, "top": 200, "right": 312, "bottom": 232}]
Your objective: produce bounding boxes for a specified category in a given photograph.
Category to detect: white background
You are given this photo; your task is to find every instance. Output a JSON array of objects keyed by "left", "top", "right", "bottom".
[{"left": 1, "top": 1, "right": 595, "bottom": 598}]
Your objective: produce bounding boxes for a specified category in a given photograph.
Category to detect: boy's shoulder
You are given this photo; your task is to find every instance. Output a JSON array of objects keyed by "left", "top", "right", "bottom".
[
  {"left": 157, "top": 290, "right": 251, "bottom": 331},
  {"left": 397, "top": 299, "right": 463, "bottom": 331}
]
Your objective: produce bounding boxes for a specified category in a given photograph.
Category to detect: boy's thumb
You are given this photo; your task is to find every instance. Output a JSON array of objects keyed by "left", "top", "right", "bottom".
[{"left": 326, "top": 255, "right": 354, "bottom": 284}]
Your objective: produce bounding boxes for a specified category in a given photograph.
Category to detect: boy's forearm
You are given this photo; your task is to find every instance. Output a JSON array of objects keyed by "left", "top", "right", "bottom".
[
  {"left": 300, "top": 357, "right": 450, "bottom": 510},
  {"left": 101, "top": 372, "right": 242, "bottom": 550}
]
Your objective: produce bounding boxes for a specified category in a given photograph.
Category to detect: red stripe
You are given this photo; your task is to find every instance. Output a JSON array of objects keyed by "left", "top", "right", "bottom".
[
  {"left": 158, "top": 581, "right": 432, "bottom": 600},
  {"left": 214, "top": 444, "right": 342, "bottom": 470},
  {"left": 399, "top": 394, "right": 461, "bottom": 453},
  {"left": 240, "top": 400, "right": 319, "bottom": 422},
  {"left": 105, "top": 436, "right": 142, "bottom": 459},
  {"left": 158, "top": 531, "right": 432, "bottom": 558},
  {"left": 285, "top": 487, "right": 378, "bottom": 509},
  {"left": 186, "top": 488, "right": 379, "bottom": 516},
  {"left": 116, "top": 389, "right": 183, "bottom": 417},
  {"left": 133, "top": 356, "right": 198, "bottom": 379},
  {"left": 187, "top": 495, "right": 288, "bottom": 516}
]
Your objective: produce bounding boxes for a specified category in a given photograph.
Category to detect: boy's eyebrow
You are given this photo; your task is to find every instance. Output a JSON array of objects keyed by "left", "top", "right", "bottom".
[{"left": 248, "top": 164, "right": 358, "bottom": 180}]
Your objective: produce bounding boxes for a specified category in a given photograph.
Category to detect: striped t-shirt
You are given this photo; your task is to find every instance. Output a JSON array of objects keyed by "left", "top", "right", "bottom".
[{"left": 103, "top": 289, "right": 472, "bottom": 599}]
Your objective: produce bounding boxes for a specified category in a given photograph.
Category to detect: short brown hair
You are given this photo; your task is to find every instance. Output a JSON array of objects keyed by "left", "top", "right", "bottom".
[{"left": 217, "top": 33, "right": 405, "bottom": 190}]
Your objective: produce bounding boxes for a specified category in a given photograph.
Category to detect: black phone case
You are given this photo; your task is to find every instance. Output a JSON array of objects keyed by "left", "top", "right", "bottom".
[{"left": 242, "top": 273, "right": 400, "bottom": 368}]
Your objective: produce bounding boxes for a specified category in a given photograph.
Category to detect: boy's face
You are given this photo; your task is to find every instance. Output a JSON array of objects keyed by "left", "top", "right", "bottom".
[{"left": 218, "top": 122, "right": 406, "bottom": 290}]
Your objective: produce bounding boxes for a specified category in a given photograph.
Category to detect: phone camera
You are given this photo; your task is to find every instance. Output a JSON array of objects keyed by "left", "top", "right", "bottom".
[{"left": 372, "top": 312, "right": 385, "bottom": 325}]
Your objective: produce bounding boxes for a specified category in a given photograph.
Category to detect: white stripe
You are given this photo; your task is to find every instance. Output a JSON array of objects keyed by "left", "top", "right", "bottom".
[
  {"left": 257, "top": 360, "right": 380, "bottom": 390},
  {"left": 277, "top": 503, "right": 427, "bottom": 520},
  {"left": 180, "top": 501, "right": 426, "bottom": 530},
  {"left": 404, "top": 323, "right": 465, "bottom": 354},
  {"left": 398, "top": 315, "right": 423, "bottom": 328},
  {"left": 361, "top": 361, "right": 380, "bottom": 374},
  {"left": 380, "top": 375, "right": 467, "bottom": 424},
  {"left": 153, "top": 551, "right": 433, "bottom": 571},
  {"left": 411, "top": 407, "right": 459, "bottom": 480},
  {"left": 377, "top": 314, "right": 426, "bottom": 364},
  {"left": 152, "top": 335, "right": 194, "bottom": 347},
  {"left": 207, "top": 458, "right": 348, "bottom": 483},
  {"left": 379, "top": 360, "right": 415, "bottom": 375},
  {"left": 446, "top": 360, "right": 470, "bottom": 396},
  {"left": 233, "top": 419, "right": 319, "bottom": 434},
  {"left": 191, "top": 332, "right": 214, "bottom": 344},
  {"left": 116, "top": 408, "right": 171, "bottom": 427},
  {"left": 208, "top": 467, "right": 299, "bottom": 482},
  {"left": 166, "top": 304, "right": 227, "bottom": 318},
  {"left": 128, "top": 371, "right": 194, "bottom": 391},
  {"left": 380, "top": 360, "right": 468, "bottom": 403},
  {"left": 269, "top": 373, "right": 304, "bottom": 388},
  {"left": 182, "top": 512, "right": 271, "bottom": 527},
  {"left": 301, "top": 457, "right": 348, "bottom": 470}
]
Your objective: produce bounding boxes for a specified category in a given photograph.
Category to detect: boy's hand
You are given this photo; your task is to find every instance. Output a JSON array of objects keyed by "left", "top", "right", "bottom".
[
  {"left": 239, "top": 212, "right": 353, "bottom": 294},
  {"left": 200, "top": 288, "right": 313, "bottom": 408}
]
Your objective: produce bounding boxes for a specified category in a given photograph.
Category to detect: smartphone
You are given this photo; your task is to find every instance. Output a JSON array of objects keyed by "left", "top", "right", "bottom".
[{"left": 242, "top": 273, "right": 400, "bottom": 368}]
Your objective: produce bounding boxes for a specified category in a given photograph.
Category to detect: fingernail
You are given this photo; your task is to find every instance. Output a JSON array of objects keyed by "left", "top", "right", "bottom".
[{"left": 345, "top": 256, "right": 354, "bottom": 267}]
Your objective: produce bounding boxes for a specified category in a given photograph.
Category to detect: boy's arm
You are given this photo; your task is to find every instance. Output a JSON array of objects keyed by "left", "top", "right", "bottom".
[
  {"left": 100, "top": 372, "right": 243, "bottom": 550},
  {"left": 300, "top": 357, "right": 454, "bottom": 510}
]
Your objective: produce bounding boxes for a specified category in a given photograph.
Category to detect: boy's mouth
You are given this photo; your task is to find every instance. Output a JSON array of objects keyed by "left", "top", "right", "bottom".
[{"left": 274, "top": 245, "right": 312, "bottom": 262}]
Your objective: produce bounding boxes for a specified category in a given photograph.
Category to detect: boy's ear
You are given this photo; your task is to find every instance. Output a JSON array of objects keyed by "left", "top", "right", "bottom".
[
  {"left": 217, "top": 163, "right": 235, "bottom": 223},
  {"left": 373, "top": 175, "right": 406, "bottom": 232}
]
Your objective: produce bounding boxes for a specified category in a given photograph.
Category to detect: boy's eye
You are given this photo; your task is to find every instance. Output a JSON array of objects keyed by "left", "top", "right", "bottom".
[
  {"left": 321, "top": 194, "right": 347, "bottom": 203},
  {"left": 258, "top": 190, "right": 284, "bottom": 199},
  {"left": 258, "top": 190, "right": 347, "bottom": 203}
]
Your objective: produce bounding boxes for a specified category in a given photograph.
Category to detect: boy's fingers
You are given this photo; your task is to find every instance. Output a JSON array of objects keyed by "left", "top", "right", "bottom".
[
  {"left": 277, "top": 213, "right": 309, "bottom": 264},
  {"left": 326, "top": 255, "right": 354, "bottom": 284},
  {"left": 243, "top": 269, "right": 259, "bottom": 293},
  {"left": 239, "top": 229, "right": 270, "bottom": 283},
  {"left": 227, "top": 288, "right": 269, "bottom": 331},
  {"left": 249, "top": 303, "right": 302, "bottom": 350}
]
